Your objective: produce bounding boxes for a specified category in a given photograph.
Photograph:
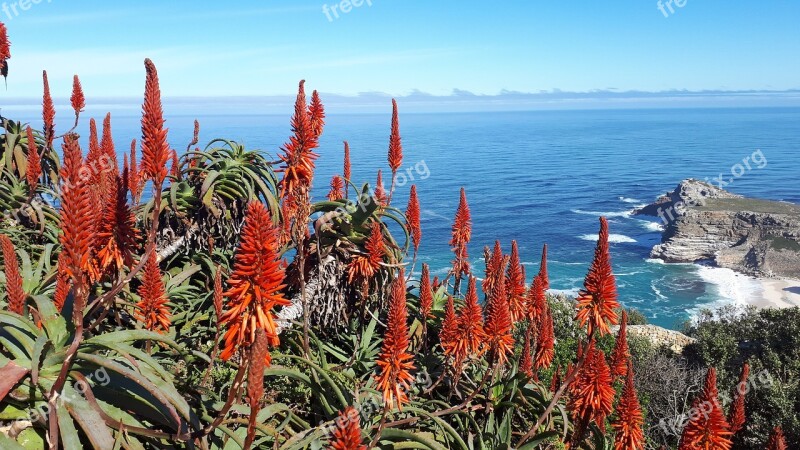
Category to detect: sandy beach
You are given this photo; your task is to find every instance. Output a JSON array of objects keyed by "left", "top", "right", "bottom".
[{"left": 751, "top": 278, "right": 800, "bottom": 309}]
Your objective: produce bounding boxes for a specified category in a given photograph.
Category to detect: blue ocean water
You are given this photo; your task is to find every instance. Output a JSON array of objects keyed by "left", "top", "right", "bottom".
[{"left": 10, "top": 107, "right": 800, "bottom": 329}]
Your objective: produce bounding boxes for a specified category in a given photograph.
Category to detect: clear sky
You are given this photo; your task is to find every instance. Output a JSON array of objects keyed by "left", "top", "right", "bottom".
[{"left": 2, "top": 0, "right": 799, "bottom": 99}]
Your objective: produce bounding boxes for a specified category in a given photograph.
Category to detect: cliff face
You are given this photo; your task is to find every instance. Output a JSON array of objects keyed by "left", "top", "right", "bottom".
[{"left": 635, "top": 179, "right": 800, "bottom": 278}]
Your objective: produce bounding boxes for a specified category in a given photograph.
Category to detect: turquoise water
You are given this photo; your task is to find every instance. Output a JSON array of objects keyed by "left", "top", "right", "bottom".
[{"left": 10, "top": 106, "right": 800, "bottom": 329}]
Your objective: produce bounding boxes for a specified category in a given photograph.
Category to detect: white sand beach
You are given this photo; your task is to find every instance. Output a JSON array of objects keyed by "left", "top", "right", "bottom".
[{"left": 751, "top": 278, "right": 800, "bottom": 309}]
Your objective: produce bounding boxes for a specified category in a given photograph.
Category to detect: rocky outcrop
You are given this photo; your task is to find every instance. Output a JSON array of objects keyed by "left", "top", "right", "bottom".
[
  {"left": 635, "top": 179, "right": 800, "bottom": 278},
  {"left": 613, "top": 325, "right": 696, "bottom": 353}
]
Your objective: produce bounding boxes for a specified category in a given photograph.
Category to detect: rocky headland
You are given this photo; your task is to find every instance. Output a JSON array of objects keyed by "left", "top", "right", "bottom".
[{"left": 634, "top": 179, "right": 800, "bottom": 279}]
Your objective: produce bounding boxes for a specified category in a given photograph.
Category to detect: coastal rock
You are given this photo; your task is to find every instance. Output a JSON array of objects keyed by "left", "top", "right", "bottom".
[
  {"left": 636, "top": 179, "right": 800, "bottom": 278},
  {"left": 613, "top": 324, "right": 696, "bottom": 354}
]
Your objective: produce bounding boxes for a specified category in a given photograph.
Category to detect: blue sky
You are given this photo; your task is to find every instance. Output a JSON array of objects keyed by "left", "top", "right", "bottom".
[{"left": 2, "top": 0, "right": 799, "bottom": 99}]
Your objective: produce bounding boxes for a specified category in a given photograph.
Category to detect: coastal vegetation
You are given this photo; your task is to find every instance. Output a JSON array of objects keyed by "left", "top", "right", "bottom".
[{"left": 0, "top": 22, "right": 797, "bottom": 450}]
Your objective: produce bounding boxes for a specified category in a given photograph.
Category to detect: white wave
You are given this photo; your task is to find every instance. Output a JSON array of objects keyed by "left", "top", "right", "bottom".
[
  {"left": 571, "top": 209, "right": 632, "bottom": 218},
  {"left": 616, "top": 271, "right": 644, "bottom": 277},
  {"left": 549, "top": 260, "right": 585, "bottom": 266},
  {"left": 651, "top": 280, "right": 667, "bottom": 301},
  {"left": 579, "top": 234, "right": 636, "bottom": 244},
  {"left": 695, "top": 266, "right": 760, "bottom": 307},
  {"left": 618, "top": 197, "right": 642, "bottom": 204},
  {"left": 638, "top": 220, "right": 664, "bottom": 232}
]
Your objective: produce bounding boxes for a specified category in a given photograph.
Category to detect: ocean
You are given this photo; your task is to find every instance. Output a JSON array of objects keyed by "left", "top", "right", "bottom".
[{"left": 8, "top": 106, "right": 800, "bottom": 329}]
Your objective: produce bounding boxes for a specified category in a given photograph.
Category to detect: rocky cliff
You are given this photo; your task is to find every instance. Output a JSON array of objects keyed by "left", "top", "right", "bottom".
[{"left": 635, "top": 179, "right": 800, "bottom": 278}]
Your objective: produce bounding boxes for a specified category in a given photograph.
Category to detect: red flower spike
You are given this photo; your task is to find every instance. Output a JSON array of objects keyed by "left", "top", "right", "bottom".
[
  {"left": 58, "top": 136, "right": 96, "bottom": 286},
  {"left": 25, "top": 127, "right": 41, "bottom": 193},
  {"left": 766, "top": 427, "right": 788, "bottom": 450},
  {"left": 388, "top": 99, "right": 403, "bottom": 173},
  {"left": 0, "top": 234, "right": 25, "bottom": 314},
  {"left": 534, "top": 307, "right": 555, "bottom": 370},
  {"left": 440, "top": 295, "right": 458, "bottom": 357},
  {"left": 506, "top": 240, "right": 526, "bottom": 322},
  {"left": 327, "top": 175, "right": 345, "bottom": 201},
  {"left": 220, "top": 202, "right": 289, "bottom": 362},
  {"left": 519, "top": 330, "right": 534, "bottom": 378},
  {"left": 347, "top": 221, "right": 385, "bottom": 283},
  {"left": 135, "top": 251, "right": 171, "bottom": 333},
  {"left": 70, "top": 75, "right": 85, "bottom": 116},
  {"left": 343, "top": 141, "right": 352, "bottom": 182},
  {"left": 0, "top": 22, "right": 10, "bottom": 61},
  {"left": 450, "top": 188, "right": 472, "bottom": 280},
  {"left": 141, "top": 59, "right": 171, "bottom": 187},
  {"left": 569, "top": 341, "right": 615, "bottom": 435},
  {"left": 576, "top": 217, "right": 620, "bottom": 336},
  {"left": 278, "top": 80, "right": 319, "bottom": 198},
  {"left": 213, "top": 267, "right": 224, "bottom": 320},
  {"left": 329, "top": 406, "right": 366, "bottom": 450},
  {"left": 128, "top": 139, "right": 142, "bottom": 201},
  {"left": 550, "top": 365, "right": 562, "bottom": 393},
  {"left": 375, "top": 271, "right": 415, "bottom": 410},
  {"left": 482, "top": 242, "right": 503, "bottom": 295},
  {"left": 609, "top": 310, "right": 630, "bottom": 378},
  {"left": 42, "top": 71, "right": 55, "bottom": 148},
  {"left": 484, "top": 253, "right": 514, "bottom": 366},
  {"left": 679, "top": 367, "right": 733, "bottom": 450},
  {"left": 247, "top": 327, "right": 268, "bottom": 407},
  {"left": 527, "top": 273, "right": 547, "bottom": 324},
  {"left": 611, "top": 364, "right": 645, "bottom": 450},
  {"left": 374, "top": 170, "right": 387, "bottom": 207},
  {"left": 308, "top": 90, "right": 325, "bottom": 139},
  {"left": 454, "top": 276, "right": 487, "bottom": 359},
  {"left": 727, "top": 362, "right": 749, "bottom": 435},
  {"left": 53, "top": 254, "right": 71, "bottom": 312},
  {"left": 95, "top": 167, "right": 138, "bottom": 276},
  {"left": 539, "top": 243, "right": 549, "bottom": 290},
  {"left": 418, "top": 263, "right": 433, "bottom": 320},
  {"left": 406, "top": 185, "right": 421, "bottom": 252},
  {"left": 101, "top": 113, "right": 118, "bottom": 173}
]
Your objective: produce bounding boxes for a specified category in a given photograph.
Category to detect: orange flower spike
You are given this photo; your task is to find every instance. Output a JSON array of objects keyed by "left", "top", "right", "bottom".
[
  {"left": 418, "top": 263, "right": 433, "bottom": 320},
  {"left": 450, "top": 188, "right": 472, "bottom": 280},
  {"left": 343, "top": 141, "right": 352, "bottom": 182},
  {"left": 374, "top": 170, "right": 387, "bottom": 206},
  {"left": 135, "top": 251, "right": 171, "bottom": 333},
  {"left": 727, "top": 362, "right": 749, "bottom": 435},
  {"left": 611, "top": 364, "right": 645, "bottom": 450},
  {"left": 308, "top": 89, "right": 325, "bottom": 139},
  {"left": 439, "top": 295, "right": 458, "bottom": 356},
  {"left": 327, "top": 175, "right": 345, "bottom": 201},
  {"left": 506, "top": 240, "right": 526, "bottom": 322},
  {"left": 329, "top": 406, "right": 367, "bottom": 450},
  {"left": 101, "top": 113, "right": 118, "bottom": 172},
  {"left": 575, "top": 217, "right": 620, "bottom": 336},
  {"left": 455, "top": 276, "right": 487, "bottom": 358},
  {"left": 25, "top": 127, "right": 41, "bottom": 193},
  {"left": 679, "top": 367, "right": 733, "bottom": 450},
  {"left": 128, "top": 139, "right": 141, "bottom": 201},
  {"left": 534, "top": 307, "right": 555, "bottom": 370},
  {"left": 141, "top": 59, "right": 171, "bottom": 187},
  {"left": 539, "top": 243, "right": 549, "bottom": 290},
  {"left": 0, "top": 235, "right": 25, "bottom": 314},
  {"left": 375, "top": 272, "right": 415, "bottom": 410},
  {"left": 766, "top": 427, "right": 788, "bottom": 450},
  {"left": 609, "top": 310, "right": 630, "bottom": 378},
  {"left": 388, "top": 99, "right": 403, "bottom": 173},
  {"left": 526, "top": 273, "right": 547, "bottom": 323},
  {"left": 484, "top": 254, "right": 515, "bottom": 365},
  {"left": 42, "top": 71, "right": 55, "bottom": 148},
  {"left": 569, "top": 341, "right": 615, "bottom": 433},
  {"left": 58, "top": 136, "right": 95, "bottom": 286},
  {"left": 70, "top": 75, "right": 85, "bottom": 117},
  {"left": 404, "top": 186, "right": 422, "bottom": 255},
  {"left": 219, "top": 201, "right": 289, "bottom": 361},
  {"left": 278, "top": 80, "right": 319, "bottom": 198}
]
